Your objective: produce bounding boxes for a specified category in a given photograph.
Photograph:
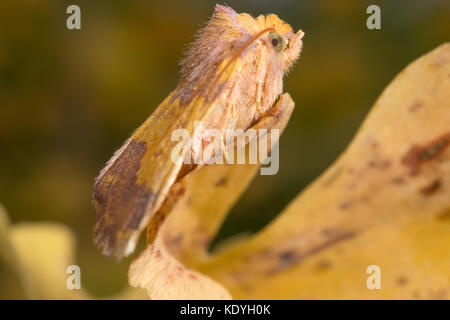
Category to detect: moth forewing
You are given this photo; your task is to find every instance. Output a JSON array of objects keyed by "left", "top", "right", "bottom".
[
  {"left": 93, "top": 5, "right": 303, "bottom": 260},
  {"left": 92, "top": 62, "right": 241, "bottom": 260}
]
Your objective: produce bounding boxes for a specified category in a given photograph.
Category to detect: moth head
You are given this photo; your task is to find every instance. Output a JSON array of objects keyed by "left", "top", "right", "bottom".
[
  {"left": 178, "top": 5, "right": 303, "bottom": 103},
  {"left": 210, "top": 6, "right": 304, "bottom": 72},
  {"left": 247, "top": 12, "right": 304, "bottom": 73},
  {"left": 271, "top": 28, "right": 304, "bottom": 73},
  {"left": 181, "top": 5, "right": 304, "bottom": 73},
  {"left": 269, "top": 32, "right": 288, "bottom": 53}
]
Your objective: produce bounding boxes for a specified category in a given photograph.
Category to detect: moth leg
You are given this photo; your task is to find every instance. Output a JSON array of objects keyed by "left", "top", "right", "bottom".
[
  {"left": 251, "top": 93, "right": 295, "bottom": 133},
  {"left": 225, "top": 92, "right": 295, "bottom": 159},
  {"left": 147, "top": 93, "right": 295, "bottom": 261}
]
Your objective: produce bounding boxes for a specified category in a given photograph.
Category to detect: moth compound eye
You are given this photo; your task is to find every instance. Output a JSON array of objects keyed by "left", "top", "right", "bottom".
[{"left": 269, "top": 32, "right": 287, "bottom": 52}]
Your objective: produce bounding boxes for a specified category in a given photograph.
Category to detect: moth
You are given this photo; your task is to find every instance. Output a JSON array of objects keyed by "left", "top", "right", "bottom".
[{"left": 93, "top": 5, "right": 304, "bottom": 260}]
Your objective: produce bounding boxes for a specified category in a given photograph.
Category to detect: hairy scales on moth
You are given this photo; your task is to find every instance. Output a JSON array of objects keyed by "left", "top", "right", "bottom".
[{"left": 93, "top": 5, "right": 304, "bottom": 260}]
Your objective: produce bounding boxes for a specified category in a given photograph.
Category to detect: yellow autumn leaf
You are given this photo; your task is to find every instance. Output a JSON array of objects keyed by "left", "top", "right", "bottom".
[
  {"left": 9, "top": 223, "right": 89, "bottom": 300},
  {"left": 0, "top": 205, "right": 146, "bottom": 299},
  {"left": 0, "top": 204, "right": 35, "bottom": 299},
  {"left": 129, "top": 43, "right": 450, "bottom": 299}
]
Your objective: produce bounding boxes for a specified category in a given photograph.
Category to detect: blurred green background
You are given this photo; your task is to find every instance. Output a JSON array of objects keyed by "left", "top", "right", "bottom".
[{"left": 0, "top": 0, "right": 449, "bottom": 297}]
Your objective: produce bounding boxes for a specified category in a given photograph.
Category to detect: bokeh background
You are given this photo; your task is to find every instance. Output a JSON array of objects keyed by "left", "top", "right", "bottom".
[{"left": 1, "top": 0, "right": 449, "bottom": 297}]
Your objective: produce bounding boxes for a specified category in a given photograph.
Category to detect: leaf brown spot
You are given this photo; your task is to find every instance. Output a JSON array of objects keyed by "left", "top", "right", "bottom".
[
  {"left": 437, "top": 208, "right": 450, "bottom": 221},
  {"left": 215, "top": 176, "right": 228, "bottom": 187},
  {"left": 322, "top": 167, "right": 343, "bottom": 187},
  {"left": 420, "top": 179, "right": 441, "bottom": 196},
  {"left": 268, "top": 231, "right": 356, "bottom": 274},
  {"left": 279, "top": 250, "right": 296, "bottom": 264},
  {"left": 397, "top": 276, "right": 408, "bottom": 286},
  {"left": 360, "top": 194, "right": 370, "bottom": 203},
  {"left": 339, "top": 200, "right": 353, "bottom": 210},
  {"left": 369, "top": 159, "right": 391, "bottom": 169},
  {"left": 401, "top": 132, "right": 450, "bottom": 174},
  {"left": 391, "top": 176, "right": 406, "bottom": 185},
  {"left": 167, "top": 234, "right": 184, "bottom": 248},
  {"left": 188, "top": 273, "right": 198, "bottom": 280},
  {"left": 409, "top": 100, "right": 423, "bottom": 112},
  {"left": 176, "top": 266, "right": 184, "bottom": 273},
  {"left": 315, "top": 260, "right": 332, "bottom": 272}
]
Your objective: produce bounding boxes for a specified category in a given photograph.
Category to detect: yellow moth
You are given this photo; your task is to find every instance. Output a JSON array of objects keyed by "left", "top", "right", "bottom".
[{"left": 93, "top": 5, "right": 304, "bottom": 260}]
